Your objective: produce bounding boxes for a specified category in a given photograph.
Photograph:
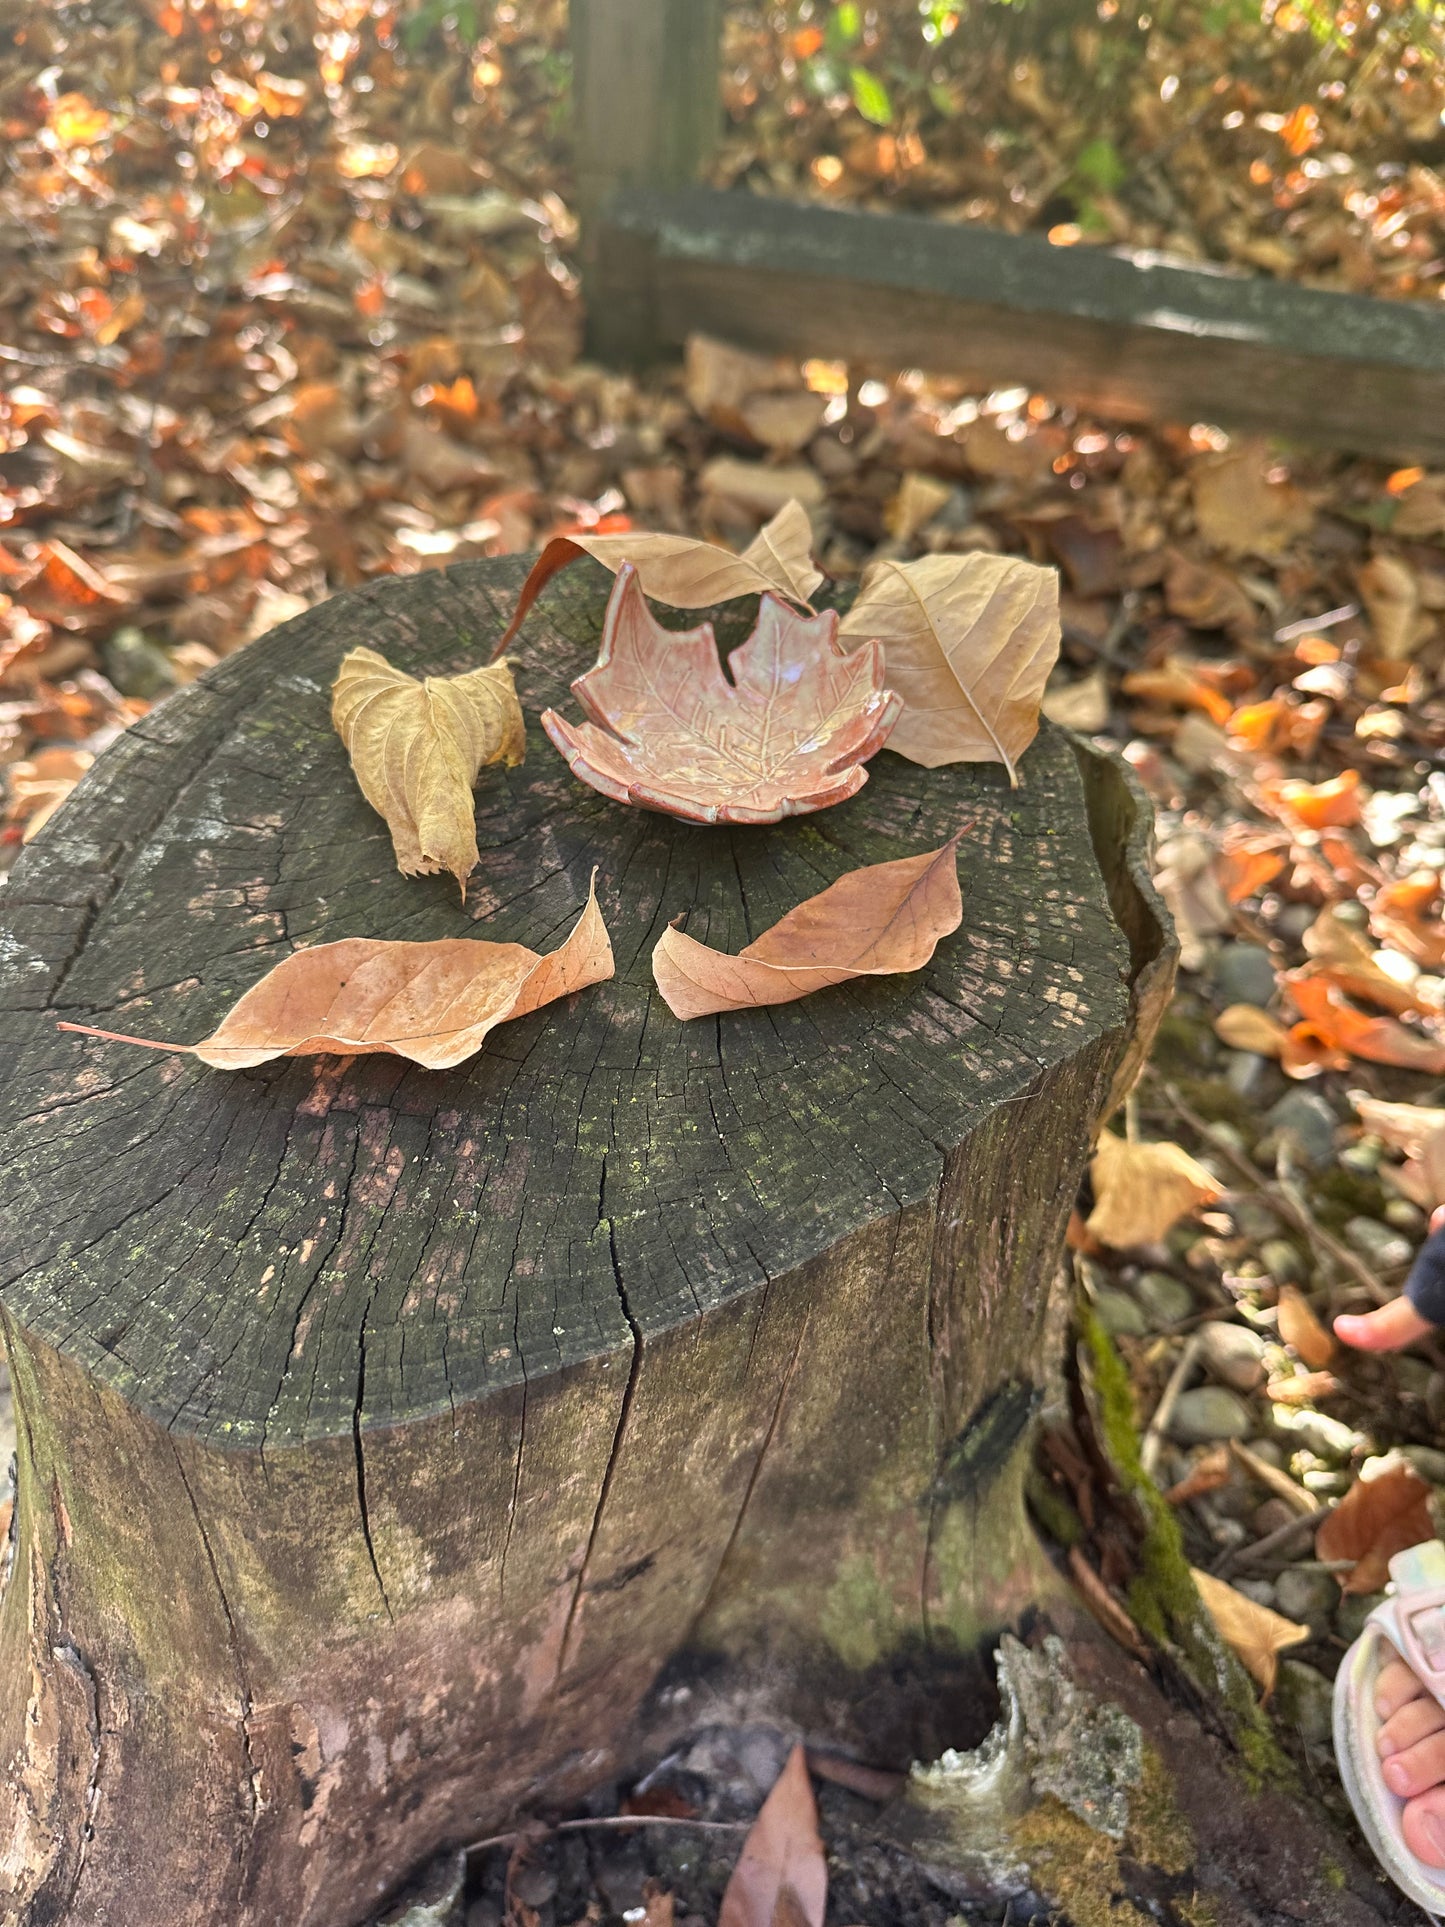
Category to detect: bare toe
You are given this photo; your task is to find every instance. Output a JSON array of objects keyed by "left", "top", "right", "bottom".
[
  {"left": 1377, "top": 1655, "right": 1432, "bottom": 1723},
  {"left": 1382, "top": 1727, "right": 1445, "bottom": 1800},
  {"left": 1402, "top": 1789, "right": 1445, "bottom": 1870},
  {"left": 1379, "top": 1696, "right": 1445, "bottom": 1758}
]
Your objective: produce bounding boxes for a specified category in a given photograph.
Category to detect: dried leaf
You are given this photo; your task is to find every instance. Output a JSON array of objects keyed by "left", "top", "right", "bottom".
[
  {"left": 1350, "top": 1094, "right": 1445, "bottom": 1163},
  {"left": 60, "top": 879, "right": 614, "bottom": 1072},
  {"left": 1284, "top": 973, "right": 1445, "bottom": 1074},
  {"left": 331, "top": 647, "right": 525, "bottom": 895},
  {"left": 1190, "top": 1567, "right": 1308, "bottom": 1693},
  {"left": 1317, "top": 1463, "right": 1435, "bottom": 1595},
  {"left": 1269, "top": 770, "right": 1364, "bottom": 831},
  {"left": 1163, "top": 1444, "right": 1232, "bottom": 1506},
  {"left": 1191, "top": 446, "right": 1313, "bottom": 558},
  {"left": 543, "top": 565, "right": 899, "bottom": 825},
  {"left": 1085, "top": 1133, "right": 1222, "bottom": 1249},
  {"left": 1214, "top": 1004, "right": 1287, "bottom": 1056},
  {"left": 1358, "top": 554, "right": 1429, "bottom": 660},
  {"left": 654, "top": 837, "right": 962, "bottom": 1020},
  {"left": 1041, "top": 666, "right": 1109, "bottom": 732},
  {"left": 719, "top": 1744, "right": 826, "bottom": 1927},
  {"left": 1301, "top": 907, "right": 1422, "bottom": 1016},
  {"left": 495, "top": 500, "right": 823, "bottom": 651},
  {"left": 1277, "top": 1285, "right": 1336, "bottom": 1368},
  {"left": 837, "top": 551, "right": 1060, "bottom": 780},
  {"left": 1122, "top": 658, "right": 1233, "bottom": 725}
]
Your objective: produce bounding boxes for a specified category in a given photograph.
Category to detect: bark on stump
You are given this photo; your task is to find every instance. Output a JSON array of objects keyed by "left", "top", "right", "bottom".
[{"left": 0, "top": 557, "right": 1169, "bottom": 1927}]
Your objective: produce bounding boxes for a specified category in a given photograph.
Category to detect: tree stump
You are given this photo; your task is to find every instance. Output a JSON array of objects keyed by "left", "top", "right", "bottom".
[{"left": 0, "top": 557, "right": 1170, "bottom": 1927}]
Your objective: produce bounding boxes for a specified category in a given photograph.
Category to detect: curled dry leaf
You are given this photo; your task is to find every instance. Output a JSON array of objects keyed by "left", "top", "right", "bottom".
[
  {"left": 1316, "top": 1462, "right": 1435, "bottom": 1595},
  {"left": 59, "top": 878, "right": 613, "bottom": 1072},
  {"left": 1190, "top": 1567, "right": 1308, "bottom": 1695},
  {"left": 836, "top": 550, "right": 1060, "bottom": 782},
  {"left": 332, "top": 647, "right": 525, "bottom": 895},
  {"left": 494, "top": 498, "right": 823, "bottom": 652},
  {"left": 543, "top": 565, "right": 899, "bottom": 825},
  {"left": 718, "top": 1744, "right": 826, "bottom": 1927},
  {"left": 1085, "top": 1132, "right": 1222, "bottom": 1249},
  {"left": 1352, "top": 1093, "right": 1445, "bottom": 1163},
  {"left": 1301, "top": 906, "right": 1422, "bottom": 1016},
  {"left": 1276, "top": 1285, "right": 1337, "bottom": 1369},
  {"left": 654, "top": 837, "right": 963, "bottom": 1020},
  {"left": 1284, "top": 972, "right": 1445, "bottom": 1074}
]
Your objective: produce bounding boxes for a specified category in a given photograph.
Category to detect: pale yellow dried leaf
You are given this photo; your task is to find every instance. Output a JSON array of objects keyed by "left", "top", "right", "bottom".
[
  {"left": 653, "top": 838, "right": 963, "bottom": 1021},
  {"left": 1086, "top": 1132, "right": 1221, "bottom": 1248},
  {"left": 1214, "top": 1004, "right": 1286, "bottom": 1056},
  {"left": 1190, "top": 1567, "right": 1308, "bottom": 1694},
  {"left": 332, "top": 646, "right": 525, "bottom": 894},
  {"left": 837, "top": 551, "right": 1060, "bottom": 780},
  {"left": 1351, "top": 1093, "right": 1445, "bottom": 1161},
  {"left": 1041, "top": 666, "right": 1109, "bottom": 732}
]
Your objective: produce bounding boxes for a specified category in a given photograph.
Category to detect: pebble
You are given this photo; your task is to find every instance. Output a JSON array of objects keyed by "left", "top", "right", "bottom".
[
  {"left": 1275, "top": 903, "right": 1317, "bottom": 944},
  {"left": 1274, "top": 1567, "right": 1338, "bottom": 1625},
  {"left": 1276, "top": 1660, "right": 1335, "bottom": 1745},
  {"left": 1247, "top": 1436, "right": 1287, "bottom": 1468},
  {"left": 1340, "top": 1138, "right": 1384, "bottom": 1175},
  {"left": 508, "top": 1866, "right": 556, "bottom": 1909},
  {"left": 1394, "top": 1359, "right": 1435, "bottom": 1402},
  {"left": 1259, "top": 1237, "right": 1307, "bottom": 1285},
  {"left": 1169, "top": 1386, "right": 1254, "bottom": 1444},
  {"left": 1252, "top": 1498, "right": 1297, "bottom": 1537},
  {"left": 1197, "top": 1320, "right": 1267, "bottom": 1392},
  {"left": 1265, "top": 1091, "right": 1337, "bottom": 1170},
  {"left": 1232, "top": 1197, "right": 1279, "bottom": 1244},
  {"left": 1269, "top": 1405, "right": 1364, "bottom": 1460},
  {"left": 465, "top": 1906, "right": 501, "bottom": 1927},
  {"left": 1398, "top": 1444, "right": 1445, "bottom": 1485},
  {"left": 1301, "top": 1467, "right": 1354, "bottom": 1497},
  {"left": 101, "top": 625, "right": 180, "bottom": 701},
  {"left": 1337, "top": 1590, "right": 1389, "bottom": 1642},
  {"left": 1234, "top": 1577, "right": 1277, "bottom": 1608},
  {"left": 1344, "top": 1217, "right": 1413, "bottom": 1272},
  {"left": 1133, "top": 1270, "right": 1195, "bottom": 1328},
  {"left": 1385, "top": 1198, "right": 1427, "bottom": 1234},
  {"left": 1215, "top": 941, "right": 1278, "bottom": 1008},
  {"left": 1225, "top": 1050, "right": 1278, "bottom": 1102},
  {"left": 1095, "top": 1288, "right": 1148, "bottom": 1339}
]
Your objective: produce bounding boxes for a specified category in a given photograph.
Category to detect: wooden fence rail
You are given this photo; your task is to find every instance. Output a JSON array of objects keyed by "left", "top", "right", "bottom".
[{"left": 572, "top": 0, "right": 1445, "bottom": 463}]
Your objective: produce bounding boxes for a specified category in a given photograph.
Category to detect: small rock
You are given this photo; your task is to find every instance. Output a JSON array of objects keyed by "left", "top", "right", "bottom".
[
  {"left": 1276, "top": 1660, "right": 1335, "bottom": 1745},
  {"left": 1169, "top": 1386, "right": 1254, "bottom": 1444},
  {"left": 465, "top": 1906, "right": 501, "bottom": 1927},
  {"left": 1133, "top": 1270, "right": 1195, "bottom": 1328},
  {"left": 1274, "top": 1567, "right": 1337, "bottom": 1624},
  {"left": 1265, "top": 1091, "right": 1337, "bottom": 1170},
  {"left": 1340, "top": 1137, "right": 1384, "bottom": 1174},
  {"left": 508, "top": 1865, "right": 556, "bottom": 1909},
  {"left": 1252, "top": 1498, "right": 1296, "bottom": 1537},
  {"left": 101, "top": 626, "right": 180, "bottom": 701},
  {"left": 1232, "top": 1196, "right": 1280, "bottom": 1243},
  {"left": 1269, "top": 1405, "right": 1364, "bottom": 1460},
  {"left": 1344, "top": 1217, "right": 1413, "bottom": 1272},
  {"left": 1234, "top": 1577, "right": 1277, "bottom": 1608},
  {"left": 1215, "top": 941, "right": 1278, "bottom": 1008},
  {"left": 1398, "top": 1444, "right": 1445, "bottom": 1485},
  {"left": 1337, "top": 1590, "right": 1389, "bottom": 1642},
  {"left": 1394, "top": 1358, "right": 1435, "bottom": 1401},
  {"left": 1301, "top": 1467, "right": 1354, "bottom": 1498},
  {"left": 1275, "top": 903, "right": 1317, "bottom": 944},
  {"left": 1225, "top": 1050, "right": 1279, "bottom": 1102},
  {"left": 1259, "top": 1237, "right": 1307, "bottom": 1285},
  {"left": 595, "top": 1852, "right": 647, "bottom": 1915},
  {"left": 1197, "top": 1320, "right": 1268, "bottom": 1392},
  {"left": 1385, "top": 1197, "right": 1427, "bottom": 1234},
  {"left": 1247, "top": 1436, "right": 1286, "bottom": 1468},
  {"left": 1095, "top": 1288, "right": 1148, "bottom": 1339}
]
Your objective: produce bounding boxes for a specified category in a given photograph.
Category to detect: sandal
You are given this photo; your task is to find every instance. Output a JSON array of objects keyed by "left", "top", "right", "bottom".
[{"left": 1334, "top": 1539, "right": 1445, "bottom": 1916}]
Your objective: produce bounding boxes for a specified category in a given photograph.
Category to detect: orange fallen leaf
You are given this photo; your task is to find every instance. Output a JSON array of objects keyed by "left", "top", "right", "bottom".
[
  {"left": 495, "top": 499, "right": 823, "bottom": 652},
  {"left": 653, "top": 837, "right": 963, "bottom": 1020},
  {"left": 1301, "top": 907, "right": 1423, "bottom": 1016},
  {"left": 1318, "top": 830, "right": 1379, "bottom": 896},
  {"left": 1377, "top": 872, "right": 1442, "bottom": 920},
  {"left": 1269, "top": 770, "right": 1364, "bottom": 830},
  {"left": 1279, "top": 1021, "right": 1351, "bottom": 1080},
  {"left": 1216, "top": 830, "right": 1287, "bottom": 905},
  {"left": 59, "top": 878, "right": 614, "bottom": 1071},
  {"left": 1085, "top": 1132, "right": 1222, "bottom": 1249},
  {"left": 1122, "top": 660, "right": 1233, "bottom": 725},
  {"left": 1276, "top": 1286, "right": 1337, "bottom": 1368},
  {"left": 719, "top": 1744, "right": 826, "bottom": 1927},
  {"left": 544, "top": 566, "right": 900, "bottom": 825},
  {"left": 1317, "top": 1463, "right": 1435, "bottom": 1595},
  {"left": 1190, "top": 1567, "right": 1308, "bottom": 1694},
  {"left": 1284, "top": 972, "right": 1445, "bottom": 1074}
]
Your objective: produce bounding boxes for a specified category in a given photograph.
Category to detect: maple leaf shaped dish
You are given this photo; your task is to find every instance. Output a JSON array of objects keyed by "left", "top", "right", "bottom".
[{"left": 541, "top": 564, "right": 902, "bottom": 824}]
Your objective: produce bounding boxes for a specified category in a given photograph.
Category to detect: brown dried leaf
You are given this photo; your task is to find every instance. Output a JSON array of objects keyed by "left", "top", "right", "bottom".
[
  {"left": 653, "top": 838, "right": 963, "bottom": 1020},
  {"left": 1276, "top": 1285, "right": 1336, "bottom": 1368},
  {"left": 543, "top": 566, "right": 899, "bottom": 825},
  {"left": 719, "top": 1744, "right": 826, "bottom": 1927},
  {"left": 837, "top": 551, "right": 1060, "bottom": 780},
  {"left": 1302, "top": 906, "right": 1423, "bottom": 1016},
  {"left": 495, "top": 500, "right": 823, "bottom": 651},
  {"left": 1190, "top": 1567, "right": 1308, "bottom": 1694},
  {"left": 60, "top": 878, "right": 613, "bottom": 1072},
  {"left": 331, "top": 647, "right": 525, "bottom": 895},
  {"left": 1357, "top": 554, "right": 1430, "bottom": 660},
  {"left": 1085, "top": 1133, "right": 1222, "bottom": 1249},
  {"left": 1191, "top": 446, "right": 1313, "bottom": 558},
  {"left": 1317, "top": 1463, "right": 1436, "bottom": 1595}
]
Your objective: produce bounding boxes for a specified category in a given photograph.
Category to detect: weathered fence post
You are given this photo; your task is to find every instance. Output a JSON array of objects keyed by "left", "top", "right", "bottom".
[{"left": 571, "top": 0, "right": 723, "bottom": 362}]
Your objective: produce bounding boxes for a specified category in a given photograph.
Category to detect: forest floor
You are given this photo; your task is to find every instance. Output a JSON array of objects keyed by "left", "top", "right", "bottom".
[{"left": 3, "top": 3, "right": 1445, "bottom": 1923}]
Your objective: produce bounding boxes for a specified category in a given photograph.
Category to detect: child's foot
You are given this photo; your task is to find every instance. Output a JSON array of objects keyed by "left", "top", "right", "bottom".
[{"left": 1376, "top": 1644, "right": 1445, "bottom": 1866}]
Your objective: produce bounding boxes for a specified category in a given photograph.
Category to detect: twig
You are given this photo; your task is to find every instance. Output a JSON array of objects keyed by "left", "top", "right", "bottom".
[
  {"left": 1141, "top": 1332, "right": 1203, "bottom": 1478},
  {"left": 464, "top": 1813, "right": 749, "bottom": 1857},
  {"left": 1156, "top": 1081, "right": 1390, "bottom": 1305},
  {"left": 1229, "top": 1439, "right": 1320, "bottom": 1517},
  {"left": 1215, "top": 1499, "right": 1335, "bottom": 1579}
]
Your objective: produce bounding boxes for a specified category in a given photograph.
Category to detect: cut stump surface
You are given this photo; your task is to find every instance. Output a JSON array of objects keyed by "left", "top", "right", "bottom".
[{"left": 0, "top": 556, "right": 1167, "bottom": 1926}]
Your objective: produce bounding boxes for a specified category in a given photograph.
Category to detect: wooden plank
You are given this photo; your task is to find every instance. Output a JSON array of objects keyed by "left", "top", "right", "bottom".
[
  {"left": 571, "top": 0, "right": 723, "bottom": 362},
  {"left": 599, "top": 185, "right": 1445, "bottom": 461}
]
